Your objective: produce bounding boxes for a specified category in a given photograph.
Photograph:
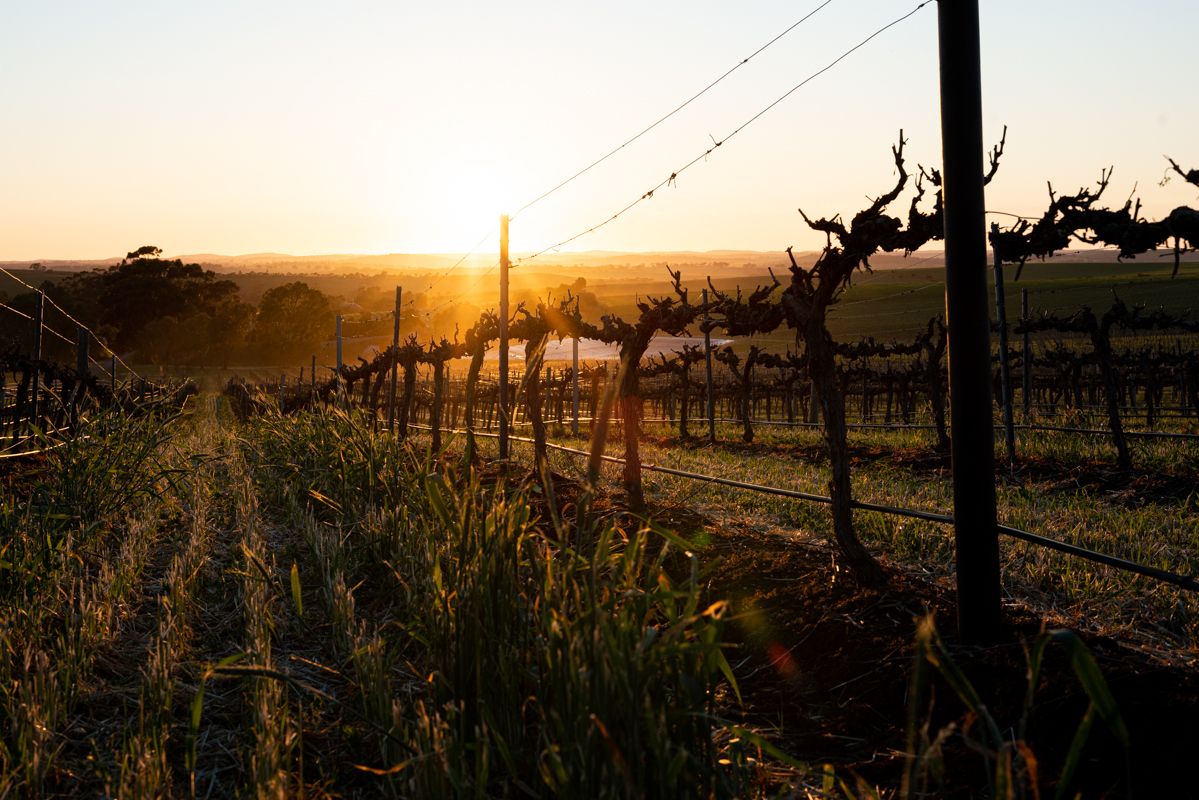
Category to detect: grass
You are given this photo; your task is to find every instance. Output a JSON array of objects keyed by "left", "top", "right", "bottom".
[
  {"left": 1, "top": 389, "right": 1195, "bottom": 795},
  {"left": 241, "top": 404, "right": 752, "bottom": 796},
  {"left": 451, "top": 414, "right": 1199, "bottom": 653}
]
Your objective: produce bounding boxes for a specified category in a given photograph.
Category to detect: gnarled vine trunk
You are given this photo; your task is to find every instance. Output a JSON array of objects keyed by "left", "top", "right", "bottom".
[{"left": 806, "top": 325, "right": 886, "bottom": 585}]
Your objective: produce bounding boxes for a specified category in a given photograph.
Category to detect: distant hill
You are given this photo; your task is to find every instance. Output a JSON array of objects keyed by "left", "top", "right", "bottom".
[{"left": 3, "top": 247, "right": 1167, "bottom": 285}]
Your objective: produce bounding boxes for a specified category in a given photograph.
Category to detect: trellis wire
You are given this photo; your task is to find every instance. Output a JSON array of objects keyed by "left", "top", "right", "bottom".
[{"left": 411, "top": 423, "right": 1199, "bottom": 594}]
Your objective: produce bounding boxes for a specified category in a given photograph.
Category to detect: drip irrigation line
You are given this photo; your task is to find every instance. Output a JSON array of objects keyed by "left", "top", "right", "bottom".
[
  {"left": 406, "top": 423, "right": 1199, "bottom": 593},
  {"left": 1020, "top": 423, "right": 1199, "bottom": 441},
  {"left": 516, "top": 0, "right": 934, "bottom": 265},
  {"left": 629, "top": 416, "right": 1199, "bottom": 441},
  {"left": 509, "top": 0, "right": 836, "bottom": 221}
]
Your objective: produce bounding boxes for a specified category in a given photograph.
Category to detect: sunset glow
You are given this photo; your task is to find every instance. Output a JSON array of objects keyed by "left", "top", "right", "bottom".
[{"left": 1, "top": 1, "right": 1195, "bottom": 260}]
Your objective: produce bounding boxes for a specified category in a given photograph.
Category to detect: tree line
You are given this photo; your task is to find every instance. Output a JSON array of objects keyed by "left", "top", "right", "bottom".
[{"left": 0, "top": 249, "right": 339, "bottom": 366}]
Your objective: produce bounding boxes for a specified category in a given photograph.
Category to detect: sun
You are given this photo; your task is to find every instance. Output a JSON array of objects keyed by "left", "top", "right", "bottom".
[{"left": 425, "top": 170, "right": 515, "bottom": 255}]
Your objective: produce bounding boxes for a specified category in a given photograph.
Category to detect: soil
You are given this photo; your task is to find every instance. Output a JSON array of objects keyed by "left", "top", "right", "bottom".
[
  {"left": 494, "top": 450, "right": 1199, "bottom": 795},
  {"left": 665, "top": 507, "right": 1199, "bottom": 797}
]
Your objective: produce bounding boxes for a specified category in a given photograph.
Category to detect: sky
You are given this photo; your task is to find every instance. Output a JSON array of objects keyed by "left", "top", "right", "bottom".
[{"left": 2, "top": 0, "right": 1196, "bottom": 261}]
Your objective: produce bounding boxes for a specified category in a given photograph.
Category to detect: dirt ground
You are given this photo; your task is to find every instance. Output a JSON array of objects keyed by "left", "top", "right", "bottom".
[{"left": 675, "top": 510, "right": 1198, "bottom": 796}]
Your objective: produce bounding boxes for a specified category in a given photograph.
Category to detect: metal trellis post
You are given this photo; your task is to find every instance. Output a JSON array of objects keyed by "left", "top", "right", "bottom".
[
  {"left": 499, "top": 214, "right": 510, "bottom": 460},
  {"left": 335, "top": 314, "right": 344, "bottom": 402},
  {"left": 388, "top": 286, "right": 402, "bottom": 429},
  {"left": 992, "top": 236, "right": 1016, "bottom": 473},
  {"left": 30, "top": 291, "right": 44, "bottom": 426},
  {"left": 1021, "top": 288, "right": 1032, "bottom": 420},
  {"left": 572, "top": 335, "right": 580, "bottom": 435},
  {"left": 703, "top": 287, "right": 715, "bottom": 444},
  {"left": 73, "top": 326, "right": 88, "bottom": 432},
  {"left": 937, "top": 0, "right": 1001, "bottom": 642}
]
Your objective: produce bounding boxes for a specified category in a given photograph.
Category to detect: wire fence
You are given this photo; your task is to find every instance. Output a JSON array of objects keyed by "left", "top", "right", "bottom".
[{"left": 408, "top": 423, "right": 1199, "bottom": 594}]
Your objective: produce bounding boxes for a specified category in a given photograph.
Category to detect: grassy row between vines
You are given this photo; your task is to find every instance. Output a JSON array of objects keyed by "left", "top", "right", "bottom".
[
  {"left": 453, "top": 416, "right": 1199, "bottom": 653},
  {"left": 0, "top": 397, "right": 1161, "bottom": 796}
]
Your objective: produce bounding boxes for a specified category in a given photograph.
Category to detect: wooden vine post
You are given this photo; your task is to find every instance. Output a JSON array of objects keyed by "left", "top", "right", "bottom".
[
  {"left": 71, "top": 326, "right": 88, "bottom": 432},
  {"left": 498, "top": 214, "right": 510, "bottom": 460},
  {"left": 30, "top": 290, "right": 44, "bottom": 426},
  {"left": 1021, "top": 288, "right": 1032, "bottom": 421},
  {"left": 388, "top": 286, "right": 402, "bottom": 428},
  {"left": 917, "top": 319, "right": 951, "bottom": 452},
  {"left": 335, "top": 314, "right": 344, "bottom": 404},
  {"left": 702, "top": 287, "right": 716, "bottom": 444},
  {"left": 572, "top": 336, "right": 580, "bottom": 435},
  {"left": 991, "top": 226, "right": 1016, "bottom": 473}
]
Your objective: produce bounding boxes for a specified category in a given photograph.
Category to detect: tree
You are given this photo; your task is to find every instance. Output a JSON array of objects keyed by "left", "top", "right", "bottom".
[
  {"left": 124, "top": 245, "right": 162, "bottom": 263},
  {"left": 253, "top": 282, "right": 334, "bottom": 363}
]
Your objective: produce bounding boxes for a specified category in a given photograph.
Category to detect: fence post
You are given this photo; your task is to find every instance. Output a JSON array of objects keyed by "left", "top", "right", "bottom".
[
  {"left": 335, "top": 314, "right": 344, "bottom": 402},
  {"left": 72, "top": 326, "right": 88, "bottom": 432},
  {"left": 1021, "top": 288, "right": 1032, "bottom": 421},
  {"left": 311, "top": 354, "right": 317, "bottom": 396},
  {"left": 572, "top": 336, "right": 580, "bottom": 435},
  {"left": 992, "top": 235, "right": 1016, "bottom": 473},
  {"left": 703, "top": 286, "right": 715, "bottom": 444},
  {"left": 499, "top": 214, "right": 510, "bottom": 460},
  {"left": 279, "top": 373, "right": 285, "bottom": 412},
  {"left": 30, "top": 290, "right": 44, "bottom": 426},
  {"left": 75, "top": 326, "right": 89, "bottom": 379},
  {"left": 938, "top": 0, "right": 1001, "bottom": 642},
  {"left": 388, "top": 286, "right": 402, "bottom": 429},
  {"left": 111, "top": 354, "right": 117, "bottom": 397}
]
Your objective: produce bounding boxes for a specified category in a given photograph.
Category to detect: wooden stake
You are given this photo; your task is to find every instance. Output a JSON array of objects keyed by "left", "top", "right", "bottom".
[
  {"left": 703, "top": 286, "right": 715, "bottom": 444},
  {"left": 993, "top": 232, "right": 1016, "bottom": 473},
  {"left": 499, "top": 214, "right": 510, "bottom": 460},
  {"left": 30, "top": 291, "right": 44, "bottom": 425},
  {"left": 1021, "top": 288, "right": 1032, "bottom": 420},
  {"left": 388, "top": 286, "right": 402, "bottom": 428},
  {"left": 572, "top": 336, "right": 580, "bottom": 436},
  {"left": 335, "top": 314, "right": 344, "bottom": 403}
]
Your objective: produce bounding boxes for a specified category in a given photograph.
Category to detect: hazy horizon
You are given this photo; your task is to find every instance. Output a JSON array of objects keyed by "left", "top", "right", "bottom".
[{"left": 3, "top": 1, "right": 1196, "bottom": 261}]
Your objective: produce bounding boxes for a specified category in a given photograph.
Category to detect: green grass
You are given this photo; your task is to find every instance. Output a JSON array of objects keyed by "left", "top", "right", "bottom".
[
  {"left": 236, "top": 404, "right": 767, "bottom": 796},
  {"left": 451, "top": 415, "right": 1199, "bottom": 652},
  {"left": 588, "top": 259, "right": 1199, "bottom": 347},
  {"left": 1, "top": 390, "right": 1191, "bottom": 795}
]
